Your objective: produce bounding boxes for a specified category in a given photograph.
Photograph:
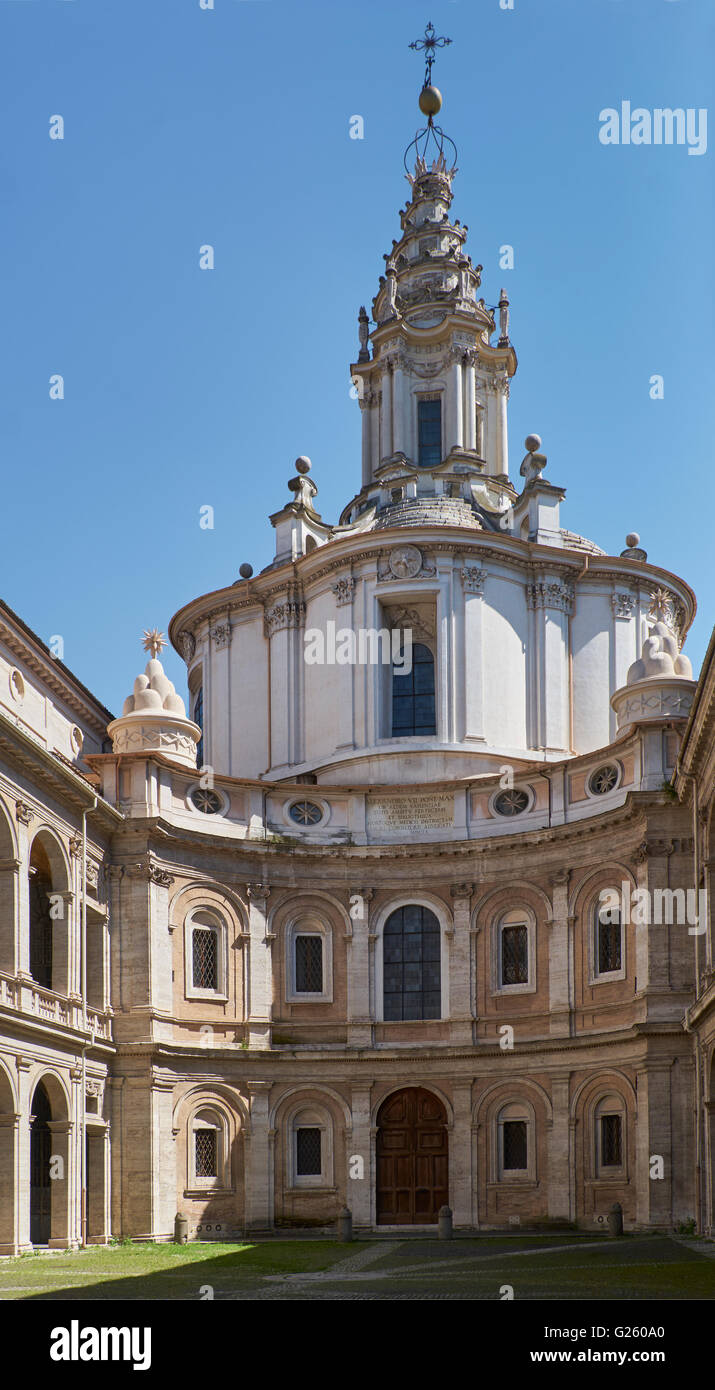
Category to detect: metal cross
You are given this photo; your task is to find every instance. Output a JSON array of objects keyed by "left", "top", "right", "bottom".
[{"left": 409, "top": 20, "right": 452, "bottom": 87}]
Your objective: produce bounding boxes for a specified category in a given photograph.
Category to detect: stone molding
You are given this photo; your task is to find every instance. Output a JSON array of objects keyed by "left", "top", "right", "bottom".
[
  {"left": 460, "top": 566, "right": 487, "bottom": 595},
  {"left": 331, "top": 577, "right": 357, "bottom": 607},
  {"left": 264, "top": 599, "right": 306, "bottom": 635},
  {"left": 526, "top": 580, "right": 575, "bottom": 614},
  {"left": 178, "top": 631, "right": 196, "bottom": 663},
  {"left": 611, "top": 592, "right": 636, "bottom": 620},
  {"left": 210, "top": 623, "right": 232, "bottom": 650}
]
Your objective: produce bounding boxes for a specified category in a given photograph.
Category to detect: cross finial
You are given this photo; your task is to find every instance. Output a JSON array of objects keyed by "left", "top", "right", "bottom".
[
  {"left": 142, "top": 628, "right": 167, "bottom": 659},
  {"left": 409, "top": 20, "right": 452, "bottom": 87}
]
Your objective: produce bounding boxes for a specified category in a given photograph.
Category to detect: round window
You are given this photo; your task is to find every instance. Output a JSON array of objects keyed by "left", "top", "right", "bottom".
[
  {"left": 289, "top": 800, "right": 323, "bottom": 826},
  {"left": 493, "top": 788, "right": 530, "bottom": 817},
  {"left": 190, "top": 787, "right": 223, "bottom": 815},
  {"left": 588, "top": 764, "right": 619, "bottom": 796}
]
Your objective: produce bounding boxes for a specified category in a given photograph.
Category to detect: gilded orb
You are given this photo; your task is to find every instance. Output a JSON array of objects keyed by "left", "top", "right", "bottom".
[{"left": 419, "top": 84, "right": 442, "bottom": 117}]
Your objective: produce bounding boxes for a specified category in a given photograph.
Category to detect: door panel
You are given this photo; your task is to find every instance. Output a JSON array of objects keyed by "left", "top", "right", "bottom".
[{"left": 376, "top": 1087, "right": 448, "bottom": 1225}]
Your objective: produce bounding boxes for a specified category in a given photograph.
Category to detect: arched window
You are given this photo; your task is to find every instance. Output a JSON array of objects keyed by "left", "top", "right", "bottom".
[
  {"left": 496, "top": 1102, "right": 534, "bottom": 1180},
  {"left": 593, "top": 893, "right": 623, "bottom": 979},
  {"left": 392, "top": 643, "right": 436, "bottom": 737},
  {"left": 185, "top": 910, "right": 226, "bottom": 997},
  {"left": 29, "top": 841, "right": 54, "bottom": 991},
  {"left": 192, "top": 686, "right": 204, "bottom": 767},
  {"left": 189, "top": 1106, "right": 229, "bottom": 1190},
  {"left": 286, "top": 915, "right": 332, "bottom": 1002},
  {"left": 383, "top": 904, "right": 441, "bottom": 1021},
  {"left": 288, "top": 1106, "right": 333, "bottom": 1189},
  {"left": 30, "top": 1083, "right": 52, "bottom": 1244},
  {"left": 594, "top": 1094, "right": 626, "bottom": 1176},
  {"left": 494, "top": 908, "right": 534, "bottom": 992}
]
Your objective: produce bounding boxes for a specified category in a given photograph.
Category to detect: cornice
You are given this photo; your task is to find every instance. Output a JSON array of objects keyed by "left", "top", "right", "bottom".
[
  {"left": 113, "top": 1021, "right": 691, "bottom": 1070},
  {"left": 0, "top": 608, "right": 114, "bottom": 737},
  {"left": 130, "top": 794, "right": 665, "bottom": 875},
  {"left": 169, "top": 528, "right": 696, "bottom": 658},
  {"left": 0, "top": 712, "right": 122, "bottom": 826}
]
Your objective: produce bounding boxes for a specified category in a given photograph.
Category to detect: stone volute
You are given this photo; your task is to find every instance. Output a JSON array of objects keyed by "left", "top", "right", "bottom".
[{"left": 107, "top": 629, "right": 200, "bottom": 769}]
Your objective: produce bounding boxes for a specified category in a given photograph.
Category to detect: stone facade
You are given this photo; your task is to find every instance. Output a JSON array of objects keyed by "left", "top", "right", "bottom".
[{"left": 0, "top": 95, "right": 712, "bottom": 1250}]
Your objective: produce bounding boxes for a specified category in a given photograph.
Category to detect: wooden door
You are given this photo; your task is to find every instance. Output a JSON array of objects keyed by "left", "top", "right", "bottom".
[{"left": 376, "top": 1087, "right": 448, "bottom": 1225}]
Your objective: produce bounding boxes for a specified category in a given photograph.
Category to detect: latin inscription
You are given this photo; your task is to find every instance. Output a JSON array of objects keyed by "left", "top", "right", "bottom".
[{"left": 367, "top": 793, "right": 454, "bottom": 834}]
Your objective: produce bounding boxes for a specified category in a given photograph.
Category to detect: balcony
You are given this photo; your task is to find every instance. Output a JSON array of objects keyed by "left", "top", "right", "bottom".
[{"left": 0, "top": 972, "right": 112, "bottom": 1040}]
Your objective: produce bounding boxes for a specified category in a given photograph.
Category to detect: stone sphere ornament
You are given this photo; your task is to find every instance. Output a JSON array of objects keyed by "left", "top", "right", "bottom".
[
  {"left": 625, "top": 533, "right": 640, "bottom": 549},
  {"left": 295, "top": 456, "right": 311, "bottom": 475},
  {"left": 238, "top": 563, "right": 253, "bottom": 579},
  {"left": 524, "top": 434, "right": 542, "bottom": 454},
  {"left": 419, "top": 84, "right": 443, "bottom": 117}
]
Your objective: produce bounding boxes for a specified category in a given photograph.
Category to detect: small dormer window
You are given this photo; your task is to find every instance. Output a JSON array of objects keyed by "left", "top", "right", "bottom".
[{"left": 418, "top": 399, "right": 442, "bottom": 468}]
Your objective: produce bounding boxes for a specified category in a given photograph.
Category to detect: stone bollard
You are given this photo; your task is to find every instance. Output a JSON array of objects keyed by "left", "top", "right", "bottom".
[
  {"left": 338, "top": 1207, "right": 353, "bottom": 1243},
  {"left": 607, "top": 1202, "right": 624, "bottom": 1237},
  {"left": 174, "top": 1212, "right": 188, "bottom": 1245},
  {"left": 438, "top": 1205, "right": 453, "bottom": 1240}
]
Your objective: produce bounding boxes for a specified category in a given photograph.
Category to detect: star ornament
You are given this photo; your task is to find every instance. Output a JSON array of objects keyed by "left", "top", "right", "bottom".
[{"left": 142, "top": 628, "right": 167, "bottom": 659}]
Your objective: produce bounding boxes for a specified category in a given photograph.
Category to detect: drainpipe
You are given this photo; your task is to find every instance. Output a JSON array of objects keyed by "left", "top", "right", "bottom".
[{"left": 80, "top": 796, "right": 97, "bottom": 1248}]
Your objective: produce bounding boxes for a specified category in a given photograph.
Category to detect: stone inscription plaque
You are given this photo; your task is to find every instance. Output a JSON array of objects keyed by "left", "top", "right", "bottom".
[{"left": 367, "top": 793, "right": 454, "bottom": 836}]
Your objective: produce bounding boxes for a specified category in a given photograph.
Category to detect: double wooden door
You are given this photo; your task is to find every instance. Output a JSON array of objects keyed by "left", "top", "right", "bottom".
[{"left": 376, "top": 1087, "right": 448, "bottom": 1225}]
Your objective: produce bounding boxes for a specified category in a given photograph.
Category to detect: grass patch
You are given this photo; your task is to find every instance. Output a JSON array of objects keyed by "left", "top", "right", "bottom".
[
  {"left": 0, "top": 1241, "right": 367, "bottom": 1300},
  {"left": 2, "top": 1234, "right": 714, "bottom": 1301}
]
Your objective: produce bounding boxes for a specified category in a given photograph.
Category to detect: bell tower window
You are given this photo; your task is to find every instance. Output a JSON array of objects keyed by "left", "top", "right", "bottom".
[{"left": 417, "top": 398, "right": 442, "bottom": 468}]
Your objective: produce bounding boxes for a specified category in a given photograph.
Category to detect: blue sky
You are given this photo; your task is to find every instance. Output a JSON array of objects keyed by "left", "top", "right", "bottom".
[{"left": 1, "top": 0, "right": 712, "bottom": 715}]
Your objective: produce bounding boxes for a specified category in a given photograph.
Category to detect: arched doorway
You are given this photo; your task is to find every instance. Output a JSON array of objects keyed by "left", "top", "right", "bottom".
[
  {"left": 376, "top": 1087, "right": 448, "bottom": 1225},
  {"left": 30, "top": 1083, "right": 52, "bottom": 1245},
  {"left": 29, "top": 841, "right": 54, "bottom": 990}
]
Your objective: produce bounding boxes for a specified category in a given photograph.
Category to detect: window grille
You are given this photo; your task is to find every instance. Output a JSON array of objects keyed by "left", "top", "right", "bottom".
[
  {"left": 597, "top": 911, "right": 622, "bottom": 974},
  {"left": 494, "top": 788, "right": 529, "bottom": 817},
  {"left": 192, "top": 926, "right": 218, "bottom": 990},
  {"left": 600, "top": 1114, "right": 622, "bottom": 1167},
  {"left": 589, "top": 764, "right": 619, "bottom": 795},
  {"left": 296, "top": 1127, "right": 322, "bottom": 1177},
  {"left": 502, "top": 1120, "right": 528, "bottom": 1171},
  {"left": 501, "top": 924, "right": 528, "bottom": 985},
  {"left": 195, "top": 1128, "right": 217, "bottom": 1178},
  {"left": 295, "top": 935, "right": 323, "bottom": 993}
]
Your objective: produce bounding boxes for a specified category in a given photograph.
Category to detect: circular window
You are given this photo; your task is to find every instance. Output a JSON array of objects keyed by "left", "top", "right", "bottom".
[
  {"left": 289, "top": 800, "right": 323, "bottom": 826},
  {"left": 190, "top": 787, "right": 224, "bottom": 815},
  {"left": 493, "top": 788, "right": 530, "bottom": 818},
  {"left": 9, "top": 669, "right": 25, "bottom": 702},
  {"left": 588, "top": 764, "right": 620, "bottom": 796},
  {"left": 70, "top": 726, "right": 84, "bottom": 754}
]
